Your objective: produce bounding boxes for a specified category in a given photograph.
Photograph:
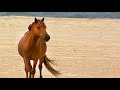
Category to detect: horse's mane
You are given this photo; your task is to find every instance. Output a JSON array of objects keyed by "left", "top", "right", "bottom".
[{"left": 28, "top": 24, "right": 32, "bottom": 31}]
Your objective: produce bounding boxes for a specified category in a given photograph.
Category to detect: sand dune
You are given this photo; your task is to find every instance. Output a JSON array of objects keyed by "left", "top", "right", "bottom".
[{"left": 0, "top": 16, "right": 120, "bottom": 78}]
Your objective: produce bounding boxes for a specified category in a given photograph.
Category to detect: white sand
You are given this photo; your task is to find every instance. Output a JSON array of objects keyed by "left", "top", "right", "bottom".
[{"left": 0, "top": 16, "right": 120, "bottom": 78}]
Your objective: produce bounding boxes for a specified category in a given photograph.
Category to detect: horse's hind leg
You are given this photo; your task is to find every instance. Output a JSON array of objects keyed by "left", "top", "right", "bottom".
[
  {"left": 31, "top": 59, "right": 38, "bottom": 78},
  {"left": 38, "top": 57, "right": 44, "bottom": 78},
  {"left": 24, "top": 58, "right": 32, "bottom": 78},
  {"left": 38, "top": 62, "right": 42, "bottom": 78}
]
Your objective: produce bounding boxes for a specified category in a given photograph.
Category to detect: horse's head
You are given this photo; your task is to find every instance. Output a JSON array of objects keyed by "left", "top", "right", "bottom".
[{"left": 28, "top": 17, "right": 50, "bottom": 42}]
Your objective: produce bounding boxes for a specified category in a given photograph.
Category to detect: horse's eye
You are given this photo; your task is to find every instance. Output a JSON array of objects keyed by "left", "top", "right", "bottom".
[{"left": 37, "top": 26, "right": 40, "bottom": 29}]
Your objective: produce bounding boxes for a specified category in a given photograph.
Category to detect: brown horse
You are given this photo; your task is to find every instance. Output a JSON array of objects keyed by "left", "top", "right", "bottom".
[{"left": 18, "top": 17, "right": 60, "bottom": 78}]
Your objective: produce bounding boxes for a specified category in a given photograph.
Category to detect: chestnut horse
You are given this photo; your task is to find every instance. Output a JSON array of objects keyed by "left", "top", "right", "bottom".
[{"left": 18, "top": 17, "right": 60, "bottom": 78}]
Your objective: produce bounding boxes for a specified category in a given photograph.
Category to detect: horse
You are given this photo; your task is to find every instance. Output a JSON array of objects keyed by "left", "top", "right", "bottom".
[{"left": 18, "top": 17, "right": 60, "bottom": 78}]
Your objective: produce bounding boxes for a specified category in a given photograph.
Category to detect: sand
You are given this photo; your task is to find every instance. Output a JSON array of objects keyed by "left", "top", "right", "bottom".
[{"left": 0, "top": 16, "right": 120, "bottom": 78}]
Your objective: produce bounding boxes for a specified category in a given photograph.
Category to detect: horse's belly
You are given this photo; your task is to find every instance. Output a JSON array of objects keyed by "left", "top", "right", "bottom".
[
  {"left": 32, "top": 49, "right": 46, "bottom": 59},
  {"left": 32, "top": 43, "right": 47, "bottom": 59}
]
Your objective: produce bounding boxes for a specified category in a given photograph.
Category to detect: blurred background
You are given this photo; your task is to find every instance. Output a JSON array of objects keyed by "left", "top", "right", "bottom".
[{"left": 0, "top": 12, "right": 120, "bottom": 18}]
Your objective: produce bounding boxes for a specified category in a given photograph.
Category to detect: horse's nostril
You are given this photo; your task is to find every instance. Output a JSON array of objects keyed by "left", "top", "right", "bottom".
[
  {"left": 45, "top": 36, "right": 48, "bottom": 39},
  {"left": 48, "top": 36, "right": 50, "bottom": 39},
  {"left": 45, "top": 35, "right": 50, "bottom": 41}
]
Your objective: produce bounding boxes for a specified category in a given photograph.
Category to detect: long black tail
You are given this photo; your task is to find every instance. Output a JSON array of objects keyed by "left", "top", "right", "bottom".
[{"left": 44, "top": 55, "right": 60, "bottom": 77}]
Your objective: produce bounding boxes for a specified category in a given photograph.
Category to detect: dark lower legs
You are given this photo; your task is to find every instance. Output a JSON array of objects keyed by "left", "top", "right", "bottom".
[
  {"left": 24, "top": 58, "right": 44, "bottom": 78},
  {"left": 24, "top": 61, "right": 32, "bottom": 78},
  {"left": 24, "top": 58, "right": 37, "bottom": 78},
  {"left": 39, "top": 57, "right": 44, "bottom": 78},
  {"left": 31, "top": 60, "right": 38, "bottom": 78},
  {"left": 38, "top": 63, "right": 42, "bottom": 78}
]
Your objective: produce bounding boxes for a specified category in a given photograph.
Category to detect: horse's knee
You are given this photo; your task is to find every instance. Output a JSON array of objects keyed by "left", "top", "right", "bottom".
[
  {"left": 31, "top": 69, "right": 36, "bottom": 75},
  {"left": 38, "top": 64, "right": 42, "bottom": 70},
  {"left": 25, "top": 65, "right": 32, "bottom": 72}
]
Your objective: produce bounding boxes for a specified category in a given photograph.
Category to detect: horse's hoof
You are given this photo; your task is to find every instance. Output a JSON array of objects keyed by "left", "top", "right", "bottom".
[{"left": 40, "top": 76, "right": 43, "bottom": 78}]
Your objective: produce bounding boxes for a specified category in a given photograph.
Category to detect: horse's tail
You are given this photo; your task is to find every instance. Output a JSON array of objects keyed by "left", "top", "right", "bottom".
[{"left": 44, "top": 55, "right": 60, "bottom": 77}]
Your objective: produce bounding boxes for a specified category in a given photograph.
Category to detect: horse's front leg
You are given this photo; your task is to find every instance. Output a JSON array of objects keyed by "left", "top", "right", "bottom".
[
  {"left": 24, "top": 58, "right": 32, "bottom": 78},
  {"left": 31, "top": 59, "right": 38, "bottom": 78},
  {"left": 39, "top": 57, "right": 44, "bottom": 78}
]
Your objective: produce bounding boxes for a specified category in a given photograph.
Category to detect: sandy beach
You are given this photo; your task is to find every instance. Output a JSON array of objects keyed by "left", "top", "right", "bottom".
[{"left": 0, "top": 16, "right": 120, "bottom": 78}]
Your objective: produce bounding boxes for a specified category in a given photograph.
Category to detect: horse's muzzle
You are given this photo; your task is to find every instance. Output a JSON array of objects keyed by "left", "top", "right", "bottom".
[{"left": 44, "top": 34, "right": 50, "bottom": 42}]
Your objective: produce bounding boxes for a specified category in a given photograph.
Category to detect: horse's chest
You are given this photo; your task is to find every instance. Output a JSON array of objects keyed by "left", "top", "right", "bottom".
[{"left": 31, "top": 42, "right": 47, "bottom": 59}]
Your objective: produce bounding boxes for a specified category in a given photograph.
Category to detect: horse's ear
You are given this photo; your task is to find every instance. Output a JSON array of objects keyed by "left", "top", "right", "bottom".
[
  {"left": 42, "top": 18, "right": 44, "bottom": 22},
  {"left": 28, "top": 24, "right": 32, "bottom": 31},
  {"left": 35, "top": 17, "right": 37, "bottom": 23}
]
